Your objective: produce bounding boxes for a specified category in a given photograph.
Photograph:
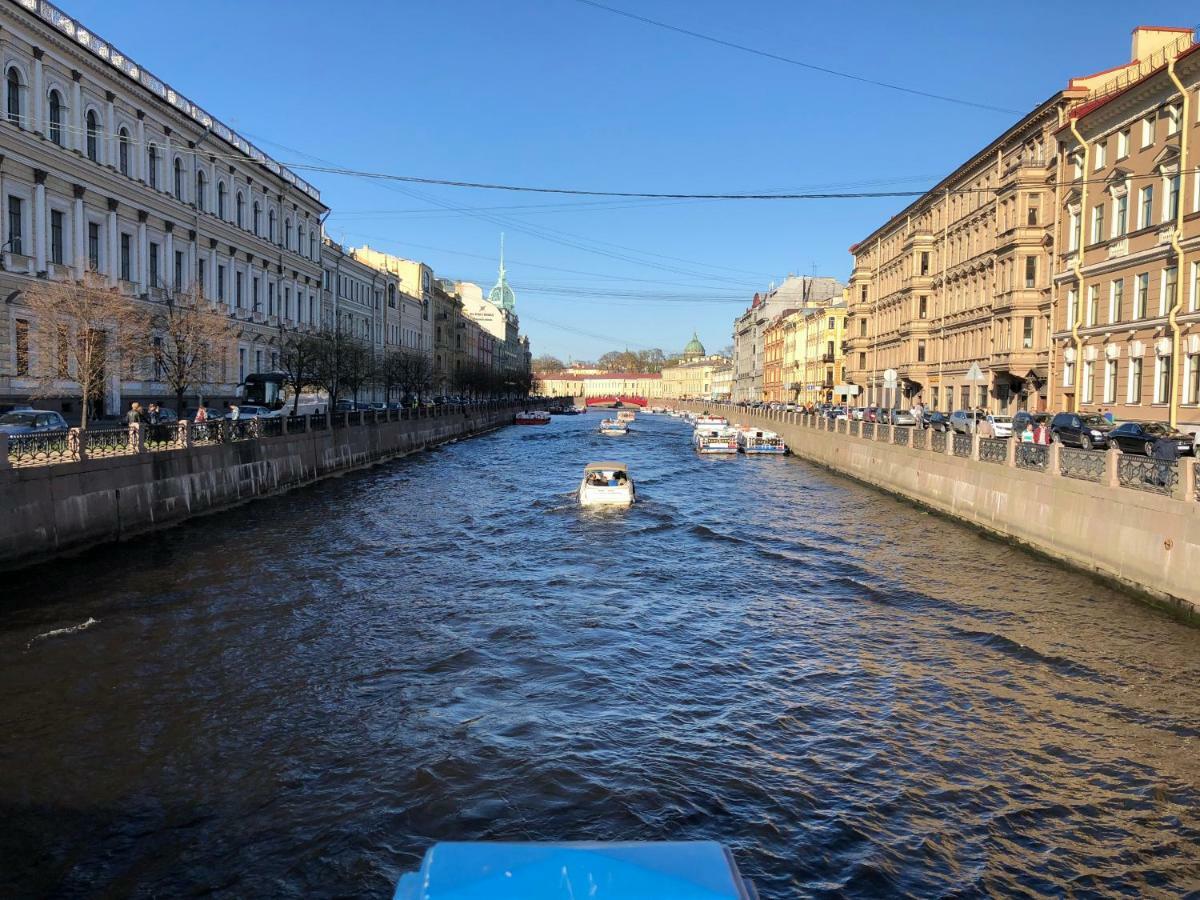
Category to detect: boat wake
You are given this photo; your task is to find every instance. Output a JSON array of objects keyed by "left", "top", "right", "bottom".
[{"left": 26, "top": 617, "right": 99, "bottom": 650}]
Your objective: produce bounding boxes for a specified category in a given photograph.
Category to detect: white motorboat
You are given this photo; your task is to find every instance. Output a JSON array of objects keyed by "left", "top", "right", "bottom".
[
  {"left": 738, "top": 427, "right": 787, "bottom": 454},
  {"left": 578, "top": 461, "right": 635, "bottom": 507},
  {"left": 693, "top": 414, "right": 728, "bottom": 427},
  {"left": 693, "top": 425, "right": 739, "bottom": 454},
  {"left": 599, "top": 418, "right": 628, "bottom": 436},
  {"left": 616, "top": 410, "right": 637, "bottom": 424}
]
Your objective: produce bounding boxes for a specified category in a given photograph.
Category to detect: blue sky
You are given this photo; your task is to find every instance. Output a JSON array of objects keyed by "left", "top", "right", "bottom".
[{"left": 64, "top": 0, "right": 1197, "bottom": 360}]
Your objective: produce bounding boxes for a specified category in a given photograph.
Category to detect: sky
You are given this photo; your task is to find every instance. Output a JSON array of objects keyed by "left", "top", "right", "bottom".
[{"left": 62, "top": 0, "right": 1199, "bottom": 361}]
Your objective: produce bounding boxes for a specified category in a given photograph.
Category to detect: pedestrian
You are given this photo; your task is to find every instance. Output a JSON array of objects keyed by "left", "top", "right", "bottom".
[
  {"left": 1151, "top": 435, "right": 1180, "bottom": 488},
  {"left": 229, "top": 402, "right": 240, "bottom": 421},
  {"left": 913, "top": 400, "right": 925, "bottom": 430},
  {"left": 126, "top": 401, "right": 142, "bottom": 425},
  {"left": 1033, "top": 420, "right": 1050, "bottom": 445},
  {"left": 1102, "top": 407, "right": 1114, "bottom": 424},
  {"left": 1022, "top": 423, "right": 1036, "bottom": 443},
  {"left": 194, "top": 403, "right": 208, "bottom": 424},
  {"left": 978, "top": 415, "right": 995, "bottom": 439}
]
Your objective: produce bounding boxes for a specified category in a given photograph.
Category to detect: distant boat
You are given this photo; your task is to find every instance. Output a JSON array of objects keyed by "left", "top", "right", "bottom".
[
  {"left": 599, "top": 418, "right": 628, "bottom": 436},
  {"left": 515, "top": 410, "right": 551, "bottom": 425},
  {"left": 578, "top": 460, "right": 635, "bottom": 507}
]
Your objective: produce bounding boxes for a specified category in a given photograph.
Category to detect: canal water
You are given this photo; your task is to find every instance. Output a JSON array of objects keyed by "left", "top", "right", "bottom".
[{"left": 3, "top": 413, "right": 1200, "bottom": 898}]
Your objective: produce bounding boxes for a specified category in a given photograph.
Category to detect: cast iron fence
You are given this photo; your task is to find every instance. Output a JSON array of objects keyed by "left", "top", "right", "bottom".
[
  {"left": 932, "top": 430, "right": 947, "bottom": 454},
  {"left": 7, "top": 429, "right": 75, "bottom": 466},
  {"left": 1015, "top": 443, "right": 1048, "bottom": 471},
  {"left": 1059, "top": 447, "right": 1106, "bottom": 482},
  {"left": 979, "top": 437, "right": 1007, "bottom": 464},
  {"left": 1118, "top": 455, "right": 1177, "bottom": 495},
  {"left": 953, "top": 433, "right": 972, "bottom": 458}
]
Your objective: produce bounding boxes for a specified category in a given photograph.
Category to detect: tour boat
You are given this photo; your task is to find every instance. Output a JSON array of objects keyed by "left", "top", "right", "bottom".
[
  {"left": 739, "top": 428, "right": 787, "bottom": 454},
  {"left": 599, "top": 418, "right": 628, "bottom": 436},
  {"left": 694, "top": 426, "right": 739, "bottom": 454},
  {"left": 515, "top": 410, "right": 551, "bottom": 425},
  {"left": 578, "top": 460, "right": 635, "bottom": 507},
  {"left": 694, "top": 414, "right": 728, "bottom": 427},
  {"left": 616, "top": 410, "right": 636, "bottom": 425}
]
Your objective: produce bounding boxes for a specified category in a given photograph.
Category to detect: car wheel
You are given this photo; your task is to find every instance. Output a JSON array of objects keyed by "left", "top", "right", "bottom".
[
  {"left": 1144, "top": 441, "right": 1154, "bottom": 456},
  {"left": 1080, "top": 435, "right": 1092, "bottom": 450}
]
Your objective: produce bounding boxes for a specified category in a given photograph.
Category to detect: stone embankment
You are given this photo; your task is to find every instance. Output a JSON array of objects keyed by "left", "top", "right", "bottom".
[
  {"left": 676, "top": 401, "right": 1200, "bottom": 618},
  {"left": 0, "top": 404, "right": 518, "bottom": 571}
]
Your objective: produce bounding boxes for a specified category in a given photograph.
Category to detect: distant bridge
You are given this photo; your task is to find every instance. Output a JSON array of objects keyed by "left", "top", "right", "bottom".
[{"left": 585, "top": 395, "right": 648, "bottom": 408}]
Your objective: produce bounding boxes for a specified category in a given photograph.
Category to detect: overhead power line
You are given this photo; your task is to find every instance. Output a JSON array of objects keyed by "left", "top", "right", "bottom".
[{"left": 570, "top": 0, "right": 1024, "bottom": 116}]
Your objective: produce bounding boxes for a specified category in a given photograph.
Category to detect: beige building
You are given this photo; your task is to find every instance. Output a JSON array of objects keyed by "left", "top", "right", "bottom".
[
  {"left": 660, "top": 332, "right": 730, "bottom": 400},
  {"left": 845, "top": 26, "right": 1194, "bottom": 416},
  {"left": 0, "top": 0, "right": 326, "bottom": 414},
  {"left": 1054, "top": 29, "right": 1200, "bottom": 433},
  {"left": 782, "top": 300, "right": 847, "bottom": 406},
  {"left": 537, "top": 371, "right": 663, "bottom": 401}
]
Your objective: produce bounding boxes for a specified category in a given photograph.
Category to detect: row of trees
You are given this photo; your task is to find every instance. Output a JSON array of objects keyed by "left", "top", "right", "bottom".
[
  {"left": 533, "top": 348, "right": 671, "bottom": 374},
  {"left": 20, "top": 273, "right": 531, "bottom": 426}
]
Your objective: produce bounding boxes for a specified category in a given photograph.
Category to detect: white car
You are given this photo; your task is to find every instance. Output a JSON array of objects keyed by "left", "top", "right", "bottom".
[{"left": 987, "top": 414, "right": 1014, "bottom": 438}]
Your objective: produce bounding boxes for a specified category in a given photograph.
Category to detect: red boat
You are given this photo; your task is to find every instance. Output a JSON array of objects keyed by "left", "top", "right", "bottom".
[{"left": 515, "top": 410, "right": 552, "bottom": 425}]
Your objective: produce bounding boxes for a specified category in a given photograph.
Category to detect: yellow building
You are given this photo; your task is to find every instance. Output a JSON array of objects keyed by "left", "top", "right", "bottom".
[
  {"left": 659, "top": 333, "right": 732, "bottom": 399},
  {"left": 537, "top": 371, "right": 664, "bottom": 400}
]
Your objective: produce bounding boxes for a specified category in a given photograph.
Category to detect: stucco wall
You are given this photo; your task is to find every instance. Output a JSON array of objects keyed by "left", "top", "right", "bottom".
[
  {"left": 676, "top": 403, "right": 1200, "bottom": 617},
  {"left": 0, "top": 407, "right": 516, "bottom": 571}
]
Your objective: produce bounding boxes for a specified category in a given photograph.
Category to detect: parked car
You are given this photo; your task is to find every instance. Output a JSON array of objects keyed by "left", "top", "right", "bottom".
[
  {"left": 228, "top": 404, "right": 277, "bottom": 419},
  {"left": 864, "top": 407, "right": 880, "bottom": 423},
  {"left": 1010, "top": 410, "right": 1050, "bottom": 437},
  {"left": 1108, "top": 421, "right": 1195, "bottom": 457},
  {"left": 986, "top": 414, "right": 1014, "bottom": 438},
  {"left": 0, "top": 403, "right": 33, "bottom": 416},
  {"left": 926, "top": 411, "right": 951, "bottom": 432},
  {"left": 0, "top": 409, "right": 68, "bottom": 434},
  {"left": 949, "top": 410, "right": 981, "bottom": 434},
  {"left": 1050, "top": 412, "right": 1113, "bottom": 450},
  {"left": 850, "top": 407, "right": 865, "bottom": 421},
  {"left": 891, "top": 409, "right": 916, "bottom": 427}
]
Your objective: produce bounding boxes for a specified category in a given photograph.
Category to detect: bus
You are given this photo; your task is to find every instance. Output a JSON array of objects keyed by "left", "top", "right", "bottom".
[{"left": 240, "top": 372, "right": 328, "bottom": 417}]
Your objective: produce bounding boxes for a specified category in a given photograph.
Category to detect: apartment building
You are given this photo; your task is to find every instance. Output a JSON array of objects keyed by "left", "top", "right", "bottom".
[
  {"left": 1053, "top": 29, "right": 1200, "bottom": 432},
  {"left": 0, "top": 0, "right": 326, "bottom": 414}
]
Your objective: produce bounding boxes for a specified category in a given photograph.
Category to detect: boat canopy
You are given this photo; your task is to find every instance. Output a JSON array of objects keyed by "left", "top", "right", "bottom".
[{"left": 584, "top": 461, "right": 629, "bottom": 472}]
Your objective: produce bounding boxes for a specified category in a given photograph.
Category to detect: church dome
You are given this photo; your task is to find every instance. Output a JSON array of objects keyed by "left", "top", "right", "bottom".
[{"left": 683, "top": 331, "right": 705, "bottom": 358}]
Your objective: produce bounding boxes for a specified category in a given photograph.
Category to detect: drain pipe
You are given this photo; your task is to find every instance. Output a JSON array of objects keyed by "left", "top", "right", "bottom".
[
  {"left": 1166, "top": 55, "right": 1190, "bottom": 430},
  {"left": 1067, "top": 116, "right": 1089, "bottom": 413}
]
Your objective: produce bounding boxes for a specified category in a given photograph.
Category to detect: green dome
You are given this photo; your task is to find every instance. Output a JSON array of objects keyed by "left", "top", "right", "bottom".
[{"left": 683, "top": 331, "right": 705, "bottom": 357}]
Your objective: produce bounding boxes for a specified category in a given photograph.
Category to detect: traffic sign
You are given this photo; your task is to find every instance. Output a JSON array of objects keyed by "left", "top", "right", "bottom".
[{"left": 965, "top": 362, "right": 987, "bottom": 383}]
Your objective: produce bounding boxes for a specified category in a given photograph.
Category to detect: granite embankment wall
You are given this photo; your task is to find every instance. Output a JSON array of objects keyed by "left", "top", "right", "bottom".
[
  {"left": 0, "top": 406, "right": 516, "bottom": 571},
  {"left": 677, "top": 402, "right": 1200, "bottom": 617}
]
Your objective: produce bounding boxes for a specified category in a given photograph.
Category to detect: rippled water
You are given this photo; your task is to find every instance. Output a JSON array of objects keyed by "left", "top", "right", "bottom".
[{"left": 3, "top": 413, "right": 1200, "bottom": 898}]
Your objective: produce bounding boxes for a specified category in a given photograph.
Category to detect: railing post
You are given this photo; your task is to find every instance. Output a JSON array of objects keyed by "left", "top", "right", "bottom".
[
  {"left": 177, "top": 419, "right": 191, "bottom": 449},
  {"left": 944, "top": 430, "right": 955, "bottom": 457},
  {"left": 281, "top": 414, "right": 290, "bottom": 435},
  {"left": 971, "top": 434, "right": 980, "bottom": 461},
  {"left": 1047, "top": 442, "right": 1062, "bottom": 477},
  {"left": 305, "top": 413, "right": 313, "bottom": 433},
  {"left": 1104, "top": 447, "right": 1121, "bottom": 488},
  {"left": 129, "top": 422, "right": 145, "bottom": 454},
  {"left": 0, "top": 432, "right": 9, "bottom": 469},
  {"left": 1006, "top": 436, "right": 1016, "bottom": 467},
  {"left": 1172, "top": 458, "right": 1193, "bottom": 501}
]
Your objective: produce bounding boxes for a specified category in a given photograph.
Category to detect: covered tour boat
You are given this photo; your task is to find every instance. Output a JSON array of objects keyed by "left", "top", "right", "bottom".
[
  {"left": 515, "top": 410, "right": 552, "bottom": 425},
  {"left": 578, "top": 461, "right": 635, "bottom": 507},
  {"left": 616, "top": 410, "right": 636, "bottom": 424},
  {"left": 599, "top": 418, "right": 628, "bottom": 436},
  {"left": 738, "top": 427, "right": 787, "bottom": 455},
  {"left": 693, "top": 414, "right": 728, "bottom": 427},
  {"left": 694, "top": 425, "right": 739, "bottom": 454}
]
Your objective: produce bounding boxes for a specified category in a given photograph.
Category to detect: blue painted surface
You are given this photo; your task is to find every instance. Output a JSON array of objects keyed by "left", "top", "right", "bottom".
[{"left": 393, "top": 841, "right": 756, "bottom": 900}]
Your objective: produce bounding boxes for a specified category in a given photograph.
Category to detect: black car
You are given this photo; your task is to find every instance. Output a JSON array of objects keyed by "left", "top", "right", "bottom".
[
  {"left": 925, "top": 411, "right": 951, "bottom": 432},
  {"left": 1050, "top": 412, "right": 1113, "bottom": 450},
  {"left": 1011, "top": 410, "right": 1050, "bottom": 438},
  {"left": 1108, "top": 421, "right": 1195, "bottom": 457}
]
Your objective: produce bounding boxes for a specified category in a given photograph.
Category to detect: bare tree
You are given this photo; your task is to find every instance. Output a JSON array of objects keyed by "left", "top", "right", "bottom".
[
  {"left": 23, "top": 272, "right": 149, "bottom": 429},
  {"left": 310, "top": 323, "right": 350, "bottom": 411},
  {"left": 148, "top": 286, "right": 238, "bottom": 415},
  {"left": 341, "top": 338, "right": 375, "bottom": 404},
  {"left": 396, "top": 350, "right": 434, "bottom": 403},
  {"left": 277, "top": 323, "right": 321, "bottom": 414}
]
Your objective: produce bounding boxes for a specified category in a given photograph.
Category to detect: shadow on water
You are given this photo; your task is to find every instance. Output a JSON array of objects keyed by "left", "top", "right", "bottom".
[{"left": 2, "top": 413, "right": 1200, "bottom": 897}]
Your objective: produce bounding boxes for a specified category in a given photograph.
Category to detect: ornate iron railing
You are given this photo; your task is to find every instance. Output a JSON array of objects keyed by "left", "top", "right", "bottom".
[
  {"left": 979, "top": 437, "right": 1007, "bottom": 464},
  {"left": 190, "top": 421, "right": 221, "bottom": 444},
  {"left": 861, "top": 422, "right": 875, "bottom": 440},
  {"left": 225, "top": 420, "right": 254, "bottom": 442},
  {"left": 144, "top": 423, "right": 185, "bottom": 452},
  {"left": 310, "top": 415, "right": 329, "bottom": 431},
  {"left": 849, "top": 420, "right": 860, "bottom": 437},
  {"left": 877, "top": 424, "right": 892, "bottom": 443},
  {"left": 333, "top": 413, "right": 349, "bottom": 429},
  {"left": 1059, "top": 447, "right": 1106, "bottom": 482},
  {"left": 952, "top": 433, "right": 972, "bottom": 458},
  {"left": 286, "top": 414, "right": 308, "bottom": 433},
  {"left": 891, "top": 425, "right": 909, "bottom": 446},
  {"left": 932, "top": 430, "right": 947, "bottom": 454},
  {"left": 1118, "top": 455, "right": 1178, "bottom": 495},
  {"left": 1015, "top": 443, "right": 1048, "bottom": 471},
  {"left": 257, "top": 417, "right": 283, "bottom": 438},
  {"left": 7, "top": 429, "right": 75, "bottom": 466},
  {"left": 912, "top": 428, "right": 928, "bottom": 450},
  {"left": 85, "top": 426, "right": 135, "bottom": 458}
]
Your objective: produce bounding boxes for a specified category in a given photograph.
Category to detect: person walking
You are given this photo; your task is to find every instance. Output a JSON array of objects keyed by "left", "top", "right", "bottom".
[
  {"left": 126, "top": 401, "right": 142, "bottom": 425},
  {"left": 1102, "top": 407, "right": 1114, "bottom": 424},
  {"left": 1021, "top": 423, "right": 1036, "bottom": 443},
  {"left": 913, "top": 400, "right": 925, "bottom": 430},
  {"left": 978, "top": 416, "right": 995, "bottom": 439},
  {"left": 1033, "top": 420, "right": 1050, "bottom": 445}
]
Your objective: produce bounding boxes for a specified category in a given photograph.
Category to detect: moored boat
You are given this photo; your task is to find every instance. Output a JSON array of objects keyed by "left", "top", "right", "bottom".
[
  {"left": 694, "top": 414, "right": 728, "bottom": 427},
  {"left": 693, "top": 425, "right": 739, "bottom": 454},
  {"left": 738, "top": 427, "right": 787, "bottom": 454},
  {"left": 599, "top": 418, "right": 628, "bottom": 435},
  {"left": 616, "top": 410, "right": 636, "bottom": 424},
  {"left": 578, "top": 461, "right": 635, "bottom": 507},
  {"left": 515, "top": 410, "right": 552, "bottom": 425}
]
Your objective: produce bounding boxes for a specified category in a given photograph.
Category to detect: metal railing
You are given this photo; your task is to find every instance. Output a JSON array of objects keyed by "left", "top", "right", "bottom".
[
  {"left": 861, "top": 422, "right": 875, "bottom": 440},
  {"left": 7, "top": 429, "right": 75, "bottom": 466},
  {"left": 1118, "top": 455, "right": 1178, "bottom": 495},
  {"left": 891, "top": 425, "right": 909, "bottom": 445},
  {"left": 932, "top": 430, "right": 947, "bottom": 454},
  {"left": 85, "top": 426, "right": 136, "bottom": 458},
  {"left": 1015, "top": 443, "right": 1048, "bottom": 471},
  {"left": 912, "top": 428, "right": 927, "bottom": 450},
  {"left": 1059, "top": 447, "right": 1106, "bottom": 482},
  {"left": 287, "top": 414, "right": 308, "bottom": 433},
  {"left": 952, "top": 433, "right": 972, "bottom": 458},
  {"left": 979, "top": 437, "right": 1007, "bottom": 464},
  {"left": 849, "top": 420, "right": 860, "bottom": 437},
  {"left": 191, "top": 421, "right": 221, "bottom": 444},
  {"left": 878, "top": 424, "right": 892, "bottom": 443},
  {"left": 257, "top": 417, "right": 283, "bottom": 438},
  {"left": 310, "top": 415, "right": 329, "bottom": 431}
]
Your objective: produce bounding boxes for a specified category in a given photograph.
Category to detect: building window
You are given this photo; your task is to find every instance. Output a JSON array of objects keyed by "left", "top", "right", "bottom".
[
  {"left": 87, "top": 221, "right": 99, "bottom": 270},
  {"left": 1141, "top": 116, "right": 1154, "bottom": 148},
  {"left": 1167, "top": 104, "right": 1181, "bottom": 136},
  {"left": 267, "top": 281, "right": 275, "bottom": 316},
  {"left": 1187, "top": 354, "right": 1200, "bottom": 405},
  {"left": 13, "top": 317, "right": 29, "bottom": 375},
  {"left": 47, "top": 90, "right": 62, "bottom": 144},
  {"left": 236, "top": 192, "right": 244, "bottom": 228},
  {"left": 197, "top": 258, "right": 206, "bottom": 295},
  {"left": 1024, "top": 256, "right": 1037, "bottom": 288},
  {"left": 217, "top": 265, "right": 226, "bottom": 301},
  {"left": 1192, "top": 261, "right": 1200, "bottom": 313},
  {"left": 148, "top": 241, "right": 159, "bottom": 287},
  {"left": 1128, "top": 357, "right": 1143, "bottom": 403},
  {"left": 1166, "top": 173, "right": 1180, "bottom": 221},
  {"left": 310, "top": 234, "right": 317, "bottom": 260},
  {"left": 1085, "top": 285, "right": 1099, "bottom": 327},
  {"left": 196, "top": 171, "right": 206, "bottom": 212},
  {"left": 85, "top": 110, "right": 100, "bottom": 162},
  {"left": 917, "top": 340, "right": 926, "bottom": 362},
  {"left": 1068, "top": 209, "right": 1080, "bottom": 251},
  {"left": 1135, "top": 273, "right": 1149, "bottom": 318},
  {"left": 1139, "top": 185, "right": 1154, "bottom": 229},
  {"left": 49, "top": 209, "right": 64, "bottom": 265},
  {"left": 174, "top": 250, "right": 184, "bottom": 291},
  {"left": 1090, "top": 204, "right": 1104, "bottom": 244},
  {"left": 118, "top": 129, "right": 130, "bottom": 175},
  {"left": 1093, "top": 140, "right": 1106, "bottom": 170},
  {"left": 6, "top": 67, "right": 21, "bottom": 124},
  {"left": 235, "top": 271, "right": 243, "bottom": 308},
  {"left": 1117, "top": 129, "right": 1129, "bottom": 159},
  {"left": 253, "top": 278, "right": 260, "bottom": 311},
  {"left": 1155, "top": 355, "right": 1172, "bottom": 404},
  {"left": 1109, "top": 279, "right": 1123, "bottom": 323},
  {"left": 917, "top": 296, "right": 928, "bottom": 318},
  {"left": 217, "top": 182, "right": 226, "bottom": 219},
  {"left": 1114, "top": 193, "right": 1127, "bottom": 236},
  {"left": 1081, "top": 360, "right": 1094, "bottom": 403},
  {"left": 1066, "top": 287, "right": 1077, "bottom": 325},
  {"left": 1104, "top": 359, "right": 1117, "bottom": 403},
  {"left": 918, "top": 251, "right": 930, "bottom": 275},
  {"left": 1162, "top": 266, "right": 1178, "bottom": 315},
  {"left": 149, "top": 144, "right": 162, "bottom": 189},
  {"left": 7, "top": 195, "right": 23, "bottom": 256},
  {"left": 120, "top": 233, "right": 131, "bottom": 281},
  {"left": 298, "top": 226, "right": 306, "bottom": 256},
  {"left": 253, "top": 201, "right": 261, "bottom": 237},
  {"left": 1022, "top": 316, "right": 1034, "bottom": 349},
  {"left": 239, "top": 347, "right": 246, "bottom": 382},
  {"left": 268, "top": 209, "right": 276, "bottom": 242},
  {"left": 1063, "top": 360, "right": 1075, "bottom": 387},
  {"left": 285, "top": 219, "right": 293, "bottom": 250},
  {"left": 174, "top": 158, "right": 184, "bottom": 202}
]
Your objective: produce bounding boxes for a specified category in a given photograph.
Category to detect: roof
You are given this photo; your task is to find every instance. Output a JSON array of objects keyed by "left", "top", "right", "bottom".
[{"left": 585, "top": 461, "right": 629, "bottom": 471}]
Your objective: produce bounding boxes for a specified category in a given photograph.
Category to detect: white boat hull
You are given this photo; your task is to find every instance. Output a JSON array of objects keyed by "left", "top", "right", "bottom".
[{"left": 579, "top": 482, "right": 635, "bottom": 506}]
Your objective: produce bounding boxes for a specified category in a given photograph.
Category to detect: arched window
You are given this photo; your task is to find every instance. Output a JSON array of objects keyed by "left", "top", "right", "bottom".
[
  {"left": 195, "top": 170, "right": 206, "bottom": 213},
  {"left": 173, "top": 158, "right": 184, "bottom": 201},
  {"left": 118, "top": 127, "right": 130, "bottom": 175},
  {"left": 47, "top": 89, "right": 62, "bottom": 145},
  {"left": 252, "top": 201, "right": 260, "bottom": 236},
  {"left": 85, "top": 109, "right": 100, "bottom": 161},
  {"left": 147, "top": 144, "right": 159, "bottom": 189},
  {"left": 217, "top": 181, "right": 226, "bottom": 218},
  {"left": 310, "top": 233, "right": 316, "bottom": 260},
  {"left": 297, "top": 225, "right": 305, "bottom": 257},
  {"left": 284, "top": 218, "right": 292, "bottom": 250},
  {"left": 235, "top": 191, "right": 244, "bottom": 228},
  {"left": 5, "top": 67, "right": 20, "bottom": 125},
  {"left": 268, "top": 209, "right": 276, "bottom": 242}
]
